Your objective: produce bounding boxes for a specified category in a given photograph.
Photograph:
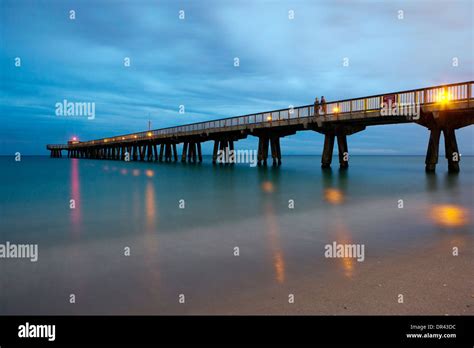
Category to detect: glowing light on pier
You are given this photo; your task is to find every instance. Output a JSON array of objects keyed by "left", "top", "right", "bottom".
[
  {"left": 267, "top": 115, "right": 272, "bottom": 121},
  {"left": 430, "top": 204, "right": 469, "bottom": 227},
  {"left": 436, "top": 90, "right": 451, "bottom": 104},
  {"left": 147, "top": 132, "right": 152, "bottom": 137},
  {"left": 333, "top": 106, "right": 340, "bottom": 113}
]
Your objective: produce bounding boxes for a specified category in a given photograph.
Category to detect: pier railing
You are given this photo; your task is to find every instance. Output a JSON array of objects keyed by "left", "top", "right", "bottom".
[
  {"left": 47, "top": 144, "right": 70, "bottom": 149},
  {"left": 72, "top": 81, "right": 474, "bottom": 146}
]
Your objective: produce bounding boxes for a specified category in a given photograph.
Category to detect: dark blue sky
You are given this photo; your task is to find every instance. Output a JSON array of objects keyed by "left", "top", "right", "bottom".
[{"left": 1, "top": 0, "right": 473, "bottom": 155}]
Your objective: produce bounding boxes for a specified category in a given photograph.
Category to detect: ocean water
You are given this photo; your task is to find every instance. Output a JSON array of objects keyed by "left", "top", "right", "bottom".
[{"left": 0, "top": 155, "right": 473, "bottom": 314}]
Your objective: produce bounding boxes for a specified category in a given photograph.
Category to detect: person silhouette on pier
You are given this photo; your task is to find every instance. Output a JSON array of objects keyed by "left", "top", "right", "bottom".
[
  {"left": 314, "top": 97, "right": 320, "bottom": 117},
  {"left": 321, "top": 96, "right": 327, "bottom": 114}
]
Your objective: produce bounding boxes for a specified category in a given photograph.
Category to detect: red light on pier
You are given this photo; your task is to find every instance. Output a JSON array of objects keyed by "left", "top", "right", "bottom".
[{"left": 68, "top": 136, "right": 80, "bottom": 145}]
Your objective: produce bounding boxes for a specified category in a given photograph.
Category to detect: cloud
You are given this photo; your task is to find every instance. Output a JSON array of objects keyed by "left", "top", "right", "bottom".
[{"left": 0, "top": 0, "right": 472, "bottom": 154}]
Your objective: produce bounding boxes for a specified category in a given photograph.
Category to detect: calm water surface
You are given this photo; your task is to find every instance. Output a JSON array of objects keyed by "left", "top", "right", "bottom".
[{"left": 1, "top": 156, "right": 472, "bottom": 314}]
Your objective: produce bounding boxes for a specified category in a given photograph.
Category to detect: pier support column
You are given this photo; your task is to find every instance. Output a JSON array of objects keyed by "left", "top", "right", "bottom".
[
  {"left": 212, "top": 140, "right": 219, "bottom": 164},
  {"left": 337, "top": 134, "right": 349, "bottom": 169},
  {"left": 182, "top": 142, "right": 188, "bottom": 163},
  {"left": 139, "top": 146, "right": 145, "bottom": 161},
  {"left": 228, "top": 140, "right": 234, "bottom": 165},
  {"left": 173, "top": 143, "right": 178, "bottom": 162},
  {"left": 132, "top": 145, "right": 138, "bottom": 161},
  {"left": 257, "top": 136, "right": 269, "bottom": 166},
  {"left": 188, "top": 142, "right": 194, "bottom": 163},
  {"left": 270, "top": 137, "right": 278, "bottom": 166},
  {"left": 276, "top": 137, "right": 282, "bottom": 166},
  {"left": 159, "top": 144, "right": 164, "bottom": 162},
  {"left": 425, "top": 128, "right": 441, "bottom": 172},
  {"left": 147, "top": 144, "right": 153, "bottom": 161},
  {"left": 153, "top": 144, "right": 158, "bottom": 161},
  {"left": 443, "top": 128, "right": 460, "bottom": 173},
  {"left": 262, "top": 137, "right": 269, "bottom": 166},
  {"left": 191, "top": 142, "right": 197, "bottom": 163},
  {"left": 257, "top": 137, "right": 263, "bottom": 166},
  {"left": 219, "top": 139, "right": 227, "bottom": 164},
  {"left": 197, "top": 142, "right": 203, "bottom": 163},
  {"left": 165, "top": 143, "right": 172, "bottom": 162},
  {"left": 321, "top": 134, "right": 335, "bottom": 168}
]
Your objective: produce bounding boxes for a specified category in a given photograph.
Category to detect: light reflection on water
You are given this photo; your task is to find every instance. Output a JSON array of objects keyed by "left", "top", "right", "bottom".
[
  {"left": 1, "top": 156, "right": 473, "bottom": 314},
  {"left": 429, "top": 204, "right": 469, "bottom": 227},
  {"left": 263, "top": 201, "right": 286, "bottom": 284},
  {"left": 70, "top": 158, "right": 81, "bottom": 234},
  {"left": 332, "top": 221, "right": 355, "bottom": 279},
  {"left": 143, "top": 180, "right": 160, "bottom": 284},
  {"left": 324, "top": 188, "right": 345, "bottom": 205}
]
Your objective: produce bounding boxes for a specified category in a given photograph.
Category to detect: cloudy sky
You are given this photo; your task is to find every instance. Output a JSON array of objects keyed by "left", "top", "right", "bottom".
[{"left": 1, "top": 0, "right": 473, "bottom": 155}]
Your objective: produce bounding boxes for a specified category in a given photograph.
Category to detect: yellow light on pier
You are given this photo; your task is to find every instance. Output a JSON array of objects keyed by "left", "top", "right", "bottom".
[
  {"left": 122, "top": 137, "right": 125, "bottom": 140},
  {"left": 267, "top": 115, "right": 272, "bottom": 121},
  {"left": 333, "top": 106, "right": 340, "bottom": 113},
  {"left": 104, "top": 139, "right": 108, "bottom": 143},
  {"left": 134, "top": 135, "right": 138, "bottom": 139},
  {"left": 437, "top": 90, "right": 451, "bottom": 104},
  {"left": 147, "top": 132, "right": 152, "bottom": 137}
]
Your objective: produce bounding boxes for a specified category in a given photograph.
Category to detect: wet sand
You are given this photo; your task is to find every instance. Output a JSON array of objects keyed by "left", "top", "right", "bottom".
[
  {"left": 3, "top": 202, "right": 472, "bottom": 315},
  {"left": 192, "top": 235, "right": 474, "bottom": 315}
]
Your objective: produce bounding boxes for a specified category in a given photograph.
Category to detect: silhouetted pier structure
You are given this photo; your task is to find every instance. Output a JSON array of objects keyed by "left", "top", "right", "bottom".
[{"left": 47, "top": 81, "right": 474, "bottom": 172}]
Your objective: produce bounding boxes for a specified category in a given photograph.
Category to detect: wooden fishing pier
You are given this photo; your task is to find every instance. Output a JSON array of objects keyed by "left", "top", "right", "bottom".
[{"left": 47, "top": 81, "right": 474, "bottom": 172}]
